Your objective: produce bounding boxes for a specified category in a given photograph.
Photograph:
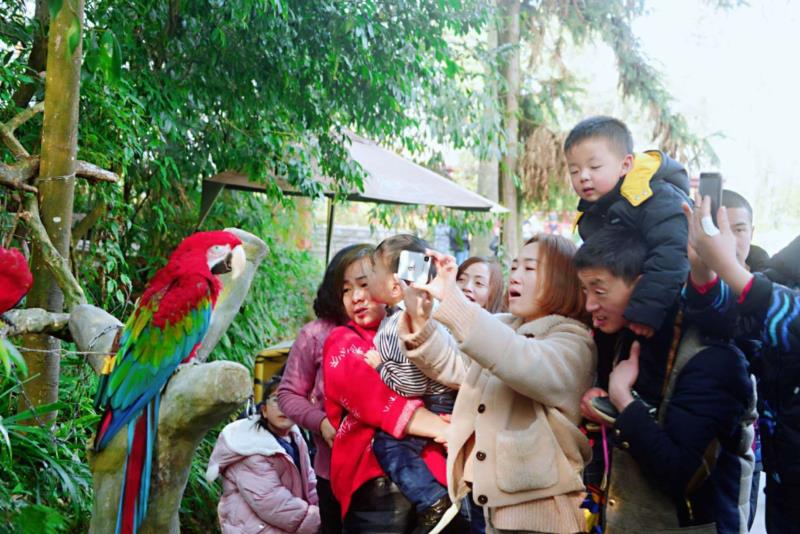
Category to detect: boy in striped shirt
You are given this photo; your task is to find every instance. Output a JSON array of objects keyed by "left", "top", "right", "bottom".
[{"left": 364, "top": 234, "right": 462, "bottom": 532}]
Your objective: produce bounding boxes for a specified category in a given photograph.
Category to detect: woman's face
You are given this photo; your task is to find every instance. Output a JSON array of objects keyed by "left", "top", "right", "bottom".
[
  {"left": 342, "top": 258, "right": 386, "bottom": 328},
  {"left": 457, "top": 262, "right": 492, "bottom": 310},
  {"left": 508, "top": 242, "right": 540, "bottom": 322}
]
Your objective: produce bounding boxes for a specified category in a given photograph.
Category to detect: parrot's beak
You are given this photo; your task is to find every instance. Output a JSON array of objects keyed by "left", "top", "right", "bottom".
[
  {"left": 210, "top": 244, "right": 246, "bottom": 278},
  {"left": 229, "top": 244, "right": 246, "bottom": 279}
]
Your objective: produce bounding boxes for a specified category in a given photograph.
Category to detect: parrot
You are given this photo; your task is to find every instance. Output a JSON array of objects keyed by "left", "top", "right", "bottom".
[
  {"left": 93, "top": 230, "right": 246, "bottom": 534},
  {"left": 0, "top": 246, "right": 34, "bottom": 316},
  {"left": 0, "top": 246, "right": 33, "bottom": 376}
]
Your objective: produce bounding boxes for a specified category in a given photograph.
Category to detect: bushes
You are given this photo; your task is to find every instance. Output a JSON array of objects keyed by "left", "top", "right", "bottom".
[{"left": 0, "top": 355, "right": 97, "bottom": 533}]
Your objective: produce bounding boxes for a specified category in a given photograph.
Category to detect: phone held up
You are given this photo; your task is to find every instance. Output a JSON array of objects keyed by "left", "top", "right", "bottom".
[
  {"left": 698, "top": 172, "right": 723, "bottom": 225},
  {"left": 396, "top": 250, "right": 432, "bottom": 286}
]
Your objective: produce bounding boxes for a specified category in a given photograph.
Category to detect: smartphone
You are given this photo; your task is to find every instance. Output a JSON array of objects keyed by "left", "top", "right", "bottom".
[
  {"left": 396, "top": 250, "right": 432, "bottom": 285},
  {"left": 698, "top": 172, "right": 723, "bottom": 225}
]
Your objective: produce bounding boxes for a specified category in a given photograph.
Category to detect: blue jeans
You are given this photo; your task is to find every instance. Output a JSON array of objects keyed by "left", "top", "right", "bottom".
[
  {"left": 372, "top": 392, "right": 455, "bottom": 513},
  {"left": 465, "top": 491, "right": 486, "bottom": 534}
]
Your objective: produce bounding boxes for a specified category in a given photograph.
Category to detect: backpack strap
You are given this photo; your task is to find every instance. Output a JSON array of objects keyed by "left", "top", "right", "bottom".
[{"left": 657, "top": 323, "right": 721, "bottom": 520}]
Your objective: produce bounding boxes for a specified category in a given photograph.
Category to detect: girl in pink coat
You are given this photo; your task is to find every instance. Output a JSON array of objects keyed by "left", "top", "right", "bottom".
[{"left": 206, "top": 380, "right": 320, "bottom": 534}]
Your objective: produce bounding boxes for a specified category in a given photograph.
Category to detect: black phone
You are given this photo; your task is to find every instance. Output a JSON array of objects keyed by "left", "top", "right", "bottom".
[{"left": 698, "top": 172, "right": 723, "bottom": 224}]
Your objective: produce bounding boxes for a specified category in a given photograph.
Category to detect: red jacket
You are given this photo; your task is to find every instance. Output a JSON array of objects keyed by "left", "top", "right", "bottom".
[{"left": 323, "top": 322, "right": 424, "bottom": 518}]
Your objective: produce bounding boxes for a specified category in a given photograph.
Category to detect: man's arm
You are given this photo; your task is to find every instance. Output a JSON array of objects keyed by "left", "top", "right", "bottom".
[{"left": 612, "top": 345, "right": 751, "bottom": 499}]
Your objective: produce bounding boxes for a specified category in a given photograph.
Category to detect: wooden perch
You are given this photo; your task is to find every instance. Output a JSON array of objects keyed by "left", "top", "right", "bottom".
[
  {"left": 20, "top": 195, "right": 87, "bottom": 309},
  {"left": 2, "top": 308, "right": 71, "bottom": 338},
  {"left": 0, "top": 102, "right": 45, "bottom": 159},
  {"left": 88, "top": 360, "right": 251, "bottom": 534}
]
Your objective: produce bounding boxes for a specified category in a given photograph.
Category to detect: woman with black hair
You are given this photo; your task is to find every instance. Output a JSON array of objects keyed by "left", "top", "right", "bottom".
[
  {"left": 207, "top": 378, "right": 320, "bottom": 533},
  {"left": 277, "top": 243, "right": 374, "bottom": 533}
]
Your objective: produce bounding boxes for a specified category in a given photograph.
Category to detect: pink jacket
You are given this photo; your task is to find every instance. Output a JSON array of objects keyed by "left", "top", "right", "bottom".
[
  {"left": 277, "top": 318, "right": 336, "bottom": 479},
  {"left": 206, "top": 418, "right": 320, "bottom": 534}
]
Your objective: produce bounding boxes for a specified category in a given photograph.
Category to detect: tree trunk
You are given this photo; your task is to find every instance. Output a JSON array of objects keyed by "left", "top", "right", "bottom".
[
  {"left": 21, "top": 0, "right": 84, "bottom": 419},
  {"left": 471, "top": 23, "right": 500, "bottom": 257},
  {"left": 498, "top": 0, "right": 521, "bottom": 258}
]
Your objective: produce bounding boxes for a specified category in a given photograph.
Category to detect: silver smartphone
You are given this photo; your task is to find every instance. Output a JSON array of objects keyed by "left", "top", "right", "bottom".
[{"left": 396, "top": 250, "right": 431, "bottom": 285}]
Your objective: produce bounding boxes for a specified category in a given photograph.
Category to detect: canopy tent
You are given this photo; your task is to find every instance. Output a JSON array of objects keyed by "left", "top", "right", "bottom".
[{"left": 199, "top": 132, "right": 507, "bottom": 261}]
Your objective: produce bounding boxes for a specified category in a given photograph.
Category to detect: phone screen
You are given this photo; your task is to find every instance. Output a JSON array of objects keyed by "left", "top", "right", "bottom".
[{"left": 698, "top": 172, "right": 723, "bottom": 224}]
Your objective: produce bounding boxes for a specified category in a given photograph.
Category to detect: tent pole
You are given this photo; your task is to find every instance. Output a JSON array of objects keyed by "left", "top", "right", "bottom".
[{"left": 325, "top": 197, "right": 335, "bottom": 265}]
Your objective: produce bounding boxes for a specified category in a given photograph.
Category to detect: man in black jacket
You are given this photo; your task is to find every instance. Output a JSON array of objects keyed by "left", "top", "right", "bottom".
[
  {"left": 576, "top": 227, "right": 754, "bottom": 532},
  {"left": 684, "top": 195, "right": 800, "bottom": 533}
]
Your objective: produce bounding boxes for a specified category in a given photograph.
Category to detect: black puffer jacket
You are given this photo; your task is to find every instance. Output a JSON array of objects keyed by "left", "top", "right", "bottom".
[
  {"left": 577, "top": 150, "right": 690, "bottom": 330},
  {"left": 684, "top": 274, "right": 800, "bottom": 485}
]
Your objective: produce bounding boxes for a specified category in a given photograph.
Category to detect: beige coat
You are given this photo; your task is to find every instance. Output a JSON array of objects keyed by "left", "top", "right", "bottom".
[{"left": 398, "top": 284, "right": 596, "bottom": 532}]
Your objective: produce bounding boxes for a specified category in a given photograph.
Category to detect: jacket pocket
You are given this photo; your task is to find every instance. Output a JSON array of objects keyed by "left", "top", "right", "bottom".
[{"left": 495, "top": 415, "right": 559, "bottom": 493}]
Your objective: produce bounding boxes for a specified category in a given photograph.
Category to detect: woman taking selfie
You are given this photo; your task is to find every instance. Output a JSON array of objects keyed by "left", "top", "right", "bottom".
[
  {"left": 398, "top": 234, "right": 597, "bottom": 533},
  {"left": 322, "top": 244, "right": 449, "bottom": 533}
]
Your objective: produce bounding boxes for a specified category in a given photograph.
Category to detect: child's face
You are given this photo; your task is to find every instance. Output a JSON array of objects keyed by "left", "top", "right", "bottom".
[
  {"left": 566, "top": 137, "right": 634, "bottom": 202},
  {"left": 577, "top": 267, "right": 637, "bottom": 334},
  {"left": 457, "top": 262, "right": 492, "bottom": 310},
  {"left": 343, "top": 258, "right": 387, "bottom": 328},
  {"left": 508, "top": 242, "right": 540, "bottom": 322},
  {"left": 263, "top": 394, "right": 294, "bottom": 433},
  {"left": 364, "top": 253, "right": 402, "bottom": 306}
]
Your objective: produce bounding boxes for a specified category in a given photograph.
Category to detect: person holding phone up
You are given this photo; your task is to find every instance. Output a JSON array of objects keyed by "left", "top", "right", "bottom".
[{"left": 397, "top": 234, "right": 597, "bottom": 533}]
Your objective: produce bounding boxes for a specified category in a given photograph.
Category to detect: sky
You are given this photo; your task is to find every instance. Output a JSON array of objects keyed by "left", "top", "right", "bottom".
[{"left": 567, "top": 0, "right": 799, "bottom": 254}]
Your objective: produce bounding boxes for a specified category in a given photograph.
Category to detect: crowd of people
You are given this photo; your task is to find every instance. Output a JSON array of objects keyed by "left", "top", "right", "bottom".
[{"left": 205, "top": 117, "right": 800, "bottom": 533}]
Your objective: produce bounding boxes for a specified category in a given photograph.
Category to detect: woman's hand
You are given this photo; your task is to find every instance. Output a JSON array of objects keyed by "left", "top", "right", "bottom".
[
  {"left": 412, "top": 249, "right": 459, "bottom": 302},
  {"left": 609, "top": 341, "right": 640, "bottom": 411},
  {"left": 363, "top": 349, "right": 382, "bottom": 369},
  {"left": 580, "top": 387, "right": 610, "bottom": 424},
  {"left": 320, "top": 417, "right": 337, "bottom": 448},
  {"left": 401, "top": 278, "right": 434, "bottom": 333}
]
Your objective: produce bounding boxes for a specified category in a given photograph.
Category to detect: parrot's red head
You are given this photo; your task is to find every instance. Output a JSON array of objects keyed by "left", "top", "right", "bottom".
[
  {"left": 169, "top": 231, "right": 245, "bottom": 274},
  {"left": 0, "top": 247, "right": 33, "bottom": 315},
  {"left": 142, "top": 231, "right": 245, "bottom": 307}
]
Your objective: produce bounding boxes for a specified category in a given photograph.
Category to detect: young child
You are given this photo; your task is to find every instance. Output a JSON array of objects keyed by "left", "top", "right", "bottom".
[
  {"left": 566, "top": 116, "right": 690, "bottom": 339},
  {"left": 363, "top": 234, "right": 465, "bottom": 532},
  {"left": 206, "top": 379, "right": 320, "bottom": 534}
]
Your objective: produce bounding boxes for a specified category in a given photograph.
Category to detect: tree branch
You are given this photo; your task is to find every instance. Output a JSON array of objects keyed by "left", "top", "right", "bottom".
[
  {"left": 0, "top": 157, "right": 118, "bottom": 194},
  {"left": 3, "top": 308, "right": 71, "bottom": 338},
  {"left": 1, "top": 102, "right": 45, "bottom": 159},
  {"left": 0, "top": 159, "right": 40, "bottom": 193},
  {"left": 20, "top": 195, "right": 87, "bottom": 309},
  {"left": 72, "top": 201, "right": 107, "bottom": 246},
  {"left": 75, "top": 160, "right": 120, "bottom": 183}
]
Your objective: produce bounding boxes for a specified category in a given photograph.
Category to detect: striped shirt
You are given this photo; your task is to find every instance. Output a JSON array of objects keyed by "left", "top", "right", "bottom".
[{"left": 375, "top": 312, "right": 452, "bottom": 396}]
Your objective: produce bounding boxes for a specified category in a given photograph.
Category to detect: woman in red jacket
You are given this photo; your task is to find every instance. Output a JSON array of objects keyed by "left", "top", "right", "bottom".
[{"left": 323, "top": 244, "right": 449, "bottom": 533}]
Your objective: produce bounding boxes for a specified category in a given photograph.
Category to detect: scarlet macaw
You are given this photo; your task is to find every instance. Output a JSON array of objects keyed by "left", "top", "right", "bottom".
[
  {"left": 93, "top": 231, "right": 245, "bottom": 534},
  {"left": 0, "top": 246, "right": 33, "bottom": 315},
  {"left": 0, "top": 246, "right": 33, "bottom": 375}
]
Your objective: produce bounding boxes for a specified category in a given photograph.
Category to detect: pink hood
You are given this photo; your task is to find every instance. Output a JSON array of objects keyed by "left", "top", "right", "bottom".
[{"left": 206, "top": 417, "right": 319, "bottom": 534}]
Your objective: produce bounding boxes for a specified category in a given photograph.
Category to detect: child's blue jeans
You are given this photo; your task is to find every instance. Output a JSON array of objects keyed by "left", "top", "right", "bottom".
[{"left": 372, "top": 392, "right": 456, "bottom": 513}]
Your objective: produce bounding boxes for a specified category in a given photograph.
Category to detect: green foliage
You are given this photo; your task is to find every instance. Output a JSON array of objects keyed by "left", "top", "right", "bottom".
[{"left": 0, "top": 355, "right": 97, "bottom": 532}]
